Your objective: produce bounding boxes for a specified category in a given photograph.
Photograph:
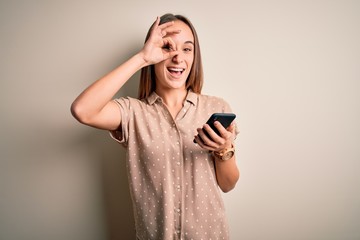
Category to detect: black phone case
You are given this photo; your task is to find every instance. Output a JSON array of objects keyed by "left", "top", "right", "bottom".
[{"left": 205, "top": 113, "right": 236, "bottom": 136}]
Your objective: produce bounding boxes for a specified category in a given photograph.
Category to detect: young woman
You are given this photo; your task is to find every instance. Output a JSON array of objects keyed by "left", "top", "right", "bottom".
[{"left": 71, "top": 13, "right": 239, "bottom": 240}]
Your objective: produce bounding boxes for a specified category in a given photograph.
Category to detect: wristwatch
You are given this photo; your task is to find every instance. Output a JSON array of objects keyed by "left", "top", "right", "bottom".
[{"left": 213, "top": 145, "right": 235, "bottom": 161}]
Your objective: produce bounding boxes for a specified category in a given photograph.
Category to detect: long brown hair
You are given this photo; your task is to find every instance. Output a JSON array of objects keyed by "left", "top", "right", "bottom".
[{"left": 138, "top": 13, "right": 203, "bottom": 99}]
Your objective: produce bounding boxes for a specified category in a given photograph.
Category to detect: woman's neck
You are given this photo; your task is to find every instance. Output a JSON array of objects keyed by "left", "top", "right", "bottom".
[
  {"left": 155, "top": 88, "right": 188, "bottom": 118},
  {"left": 156, "top": 88, "right": 187, "bottom": 106}
]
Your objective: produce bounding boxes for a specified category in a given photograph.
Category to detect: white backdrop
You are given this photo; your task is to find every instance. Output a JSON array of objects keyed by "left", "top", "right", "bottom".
[{"left": 1, "top": 0, "right": 359, "bottom": 239}]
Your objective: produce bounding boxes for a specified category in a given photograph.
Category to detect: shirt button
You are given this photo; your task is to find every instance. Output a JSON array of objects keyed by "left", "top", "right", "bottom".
[
  {"left": 176, "top": 208, "right": 181, "bottom": 213},
  {"left": 176, "top": 162, "right": 181, "bottom": 166},
  {"left": 176, "top": 185, "right": 181, "bottom": 190}
]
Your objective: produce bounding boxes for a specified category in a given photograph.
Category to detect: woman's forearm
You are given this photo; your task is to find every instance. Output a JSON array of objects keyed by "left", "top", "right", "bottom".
[
  {"left": 214, "top": 156, "right": 240, "bottom": 193},
  {"left": 71, "top": 53, "right": 147, "bottom": 128}
]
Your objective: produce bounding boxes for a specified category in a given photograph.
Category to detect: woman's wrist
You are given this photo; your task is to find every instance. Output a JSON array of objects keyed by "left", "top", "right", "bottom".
[
  {"left": 135, "top": 52, "right": 150, "bottom": 68},
  {"left": 213, "top": 144, "right": 235, "bottom": 161},
  {"left": 214, "top": 142, "right": 233, "bottom": 154}
]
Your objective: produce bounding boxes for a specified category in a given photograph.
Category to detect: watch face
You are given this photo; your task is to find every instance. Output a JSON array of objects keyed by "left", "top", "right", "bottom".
[{"left": 223, "top": 151, "right": 234, "bottom": 160}]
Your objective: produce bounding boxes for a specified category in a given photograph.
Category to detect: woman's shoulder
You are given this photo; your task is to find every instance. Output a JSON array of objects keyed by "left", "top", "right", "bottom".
[
  {"left": 197, "top": 93, "right": 233, "bottom": 112},
  {"left": 112, "top": 96, "right": 151, "bottom": 116},
  {"left": 198, "top": 93, "right": 229, "bottom": 105},
  {"left": 114, "top": 96, "right": 148, "bottom": 106}
]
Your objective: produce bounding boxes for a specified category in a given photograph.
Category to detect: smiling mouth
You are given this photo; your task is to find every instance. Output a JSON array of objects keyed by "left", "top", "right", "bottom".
[{"left": 167, "top": 67, "right": 185, "bottom": 76}]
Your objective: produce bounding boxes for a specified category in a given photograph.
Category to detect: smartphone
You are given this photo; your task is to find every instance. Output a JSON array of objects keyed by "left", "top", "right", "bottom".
[{"left": 194, "top": 113, "right": 236, "bottom": 142}]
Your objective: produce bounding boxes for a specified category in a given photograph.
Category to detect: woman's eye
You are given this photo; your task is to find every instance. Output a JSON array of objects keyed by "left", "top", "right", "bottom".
[
  {"left": 184, "top": 48, "right": 193, "bottom": 52},
  {"left": 163, "top": 45, "right": 173, "bottom": 51}
]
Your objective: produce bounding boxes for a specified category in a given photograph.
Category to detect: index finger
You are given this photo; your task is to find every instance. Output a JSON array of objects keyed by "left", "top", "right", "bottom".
[
  {"left": 157, "top": 19, "right": 181, "bottom": 36},
  {"left": 161, "top": 26, "right": 181, "bottom": 38},
  {"left": 158, "top": 20, "right": 175, "bottom": 30},
  {"left": 151, "top": 16, "right": 174, "bottom": 31}
]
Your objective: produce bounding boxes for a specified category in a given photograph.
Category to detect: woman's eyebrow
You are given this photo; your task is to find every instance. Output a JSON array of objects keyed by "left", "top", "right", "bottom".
[{"left": 184, "top": 40, "right": 194, "bottom": 45}]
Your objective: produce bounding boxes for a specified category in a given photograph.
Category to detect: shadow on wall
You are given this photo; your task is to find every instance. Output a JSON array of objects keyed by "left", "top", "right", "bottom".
[
  {"left": 68, "top": 128, "right": 136, "bottom": 239},
  {"left": 96, "top": 73, "right": 139, "bottom": 240},
  {"left": 97, "top": 134, "right": 136, "bottom": 240},
  {"left": 76, "top": 128, "right": 136, "bottom": 239},
  {"left": 68, "top": 61, "right": 140, "bottom": 240}
]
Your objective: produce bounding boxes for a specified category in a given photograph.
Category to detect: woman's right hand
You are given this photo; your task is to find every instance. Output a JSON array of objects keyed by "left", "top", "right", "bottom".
[
  {"left": 71, "top": 17, "right": 181, "bottom": 131},
  {"left": 140, "top": 17, "right": 181, "bottom": 65}
]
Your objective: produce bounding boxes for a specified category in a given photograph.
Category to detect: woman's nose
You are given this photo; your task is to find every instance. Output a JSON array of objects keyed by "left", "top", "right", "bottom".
[{"left": 172, "top": 53, "right": 183, "bottom": 63}]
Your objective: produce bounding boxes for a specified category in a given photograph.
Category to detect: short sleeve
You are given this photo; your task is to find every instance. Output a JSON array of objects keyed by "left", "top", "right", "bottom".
[{"left": 109, "top": 97, "right": 131, "bottom": 147}]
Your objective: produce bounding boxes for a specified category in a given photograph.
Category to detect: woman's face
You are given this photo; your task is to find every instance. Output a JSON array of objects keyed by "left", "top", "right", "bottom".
[{"left": 154, "top": 20, "right": 195, "bottom": 92}]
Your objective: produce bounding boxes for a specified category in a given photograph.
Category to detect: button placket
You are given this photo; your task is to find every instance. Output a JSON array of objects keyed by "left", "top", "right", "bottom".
[
  {"left": 174, "top": 123, "right": 184, "bottom": 237},
  {"left": 161, "top": 99, "right": 188, "bottom": 237}
]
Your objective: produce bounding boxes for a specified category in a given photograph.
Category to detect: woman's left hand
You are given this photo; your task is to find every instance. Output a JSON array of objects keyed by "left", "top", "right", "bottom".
[
  {"left": 194, "top": 121, "right": 235, "bottom": 152},
  {"left": 195, "top": 121, "right": 240, "bottom": 192}
]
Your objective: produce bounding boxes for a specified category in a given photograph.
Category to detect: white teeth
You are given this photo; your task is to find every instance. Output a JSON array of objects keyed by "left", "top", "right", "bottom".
[{"left": 168, "top": 67, "right": 184, "bottom": 72}]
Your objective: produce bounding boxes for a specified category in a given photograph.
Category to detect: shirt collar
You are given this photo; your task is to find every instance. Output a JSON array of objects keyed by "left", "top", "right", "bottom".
[{"left": 146, "top": 90, "right": 198, "bottom": 106}]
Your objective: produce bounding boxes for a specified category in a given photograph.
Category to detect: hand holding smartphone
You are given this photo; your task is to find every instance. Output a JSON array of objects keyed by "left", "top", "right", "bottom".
[{"left": 194, "top": 113, "right": 236, "bottom": 143}]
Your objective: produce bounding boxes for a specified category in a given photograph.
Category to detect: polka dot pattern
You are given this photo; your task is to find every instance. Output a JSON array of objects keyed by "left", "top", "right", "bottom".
[{"left": 110, "top": 91, "right": 235, "bottom": 240}]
